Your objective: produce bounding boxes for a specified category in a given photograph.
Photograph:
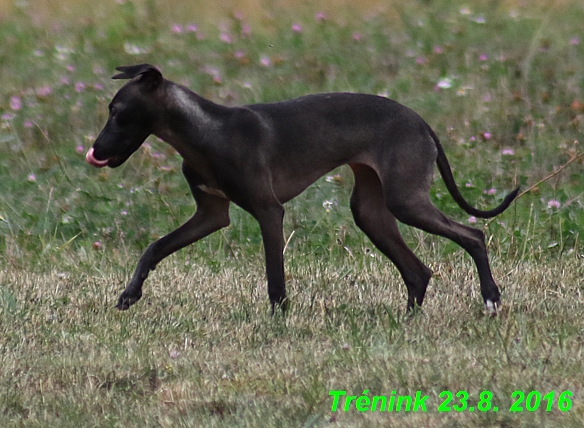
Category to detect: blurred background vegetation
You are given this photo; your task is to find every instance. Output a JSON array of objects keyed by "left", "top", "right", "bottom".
[{"left": 0, "top": 0, "right": 582, "bottom": 271}]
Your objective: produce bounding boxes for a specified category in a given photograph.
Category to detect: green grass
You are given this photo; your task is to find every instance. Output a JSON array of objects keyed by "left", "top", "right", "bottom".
[{"left": 0, "top": 0, "right": 583, "bottom": 426}]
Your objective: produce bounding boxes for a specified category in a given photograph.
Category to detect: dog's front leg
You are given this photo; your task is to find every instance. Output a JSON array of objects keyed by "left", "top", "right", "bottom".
[
  {"left": 116, "top": 192, "right": 230, "bottom": 310},
  {"left": 254, "top": 204, "right": 288, "bottom": 313}
]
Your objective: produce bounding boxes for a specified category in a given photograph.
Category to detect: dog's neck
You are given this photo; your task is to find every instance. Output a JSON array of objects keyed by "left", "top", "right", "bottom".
[
  {"left": 154, "top": 83, "right": 228, "bottom": 157},
  {"left": 170, "top": 85, "right": 221, "bottom": 130},
  {"left": 150, "top": 82, "right": 236, "bottom": 189}
]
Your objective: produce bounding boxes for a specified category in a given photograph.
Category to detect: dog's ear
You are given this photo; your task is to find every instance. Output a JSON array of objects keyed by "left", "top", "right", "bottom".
[{"left": 113, "top": 64, "right": 162, "bottom": 89}]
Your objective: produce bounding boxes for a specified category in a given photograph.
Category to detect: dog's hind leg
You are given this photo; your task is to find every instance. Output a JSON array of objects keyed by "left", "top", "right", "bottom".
[
  {"left": 349, "top": 164, "right": 433, "bottom": 310},
  {"left": 380, "top": 159, "right": 501, "bottom": 312}
]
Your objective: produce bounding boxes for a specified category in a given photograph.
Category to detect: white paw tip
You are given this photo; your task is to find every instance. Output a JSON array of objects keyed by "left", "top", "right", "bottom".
[{"left": 485, "top": 299, "right": 499, "bottom": 315}]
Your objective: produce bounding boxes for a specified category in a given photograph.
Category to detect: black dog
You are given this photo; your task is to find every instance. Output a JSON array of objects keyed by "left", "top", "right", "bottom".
[{"left": 86, "top": 64, "right": 518, "bottom": 314}]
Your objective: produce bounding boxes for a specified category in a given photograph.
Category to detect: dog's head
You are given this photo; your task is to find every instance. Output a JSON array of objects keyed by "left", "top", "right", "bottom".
[{"left": 86, "top": 64, "right": 163, "bottom": 168}]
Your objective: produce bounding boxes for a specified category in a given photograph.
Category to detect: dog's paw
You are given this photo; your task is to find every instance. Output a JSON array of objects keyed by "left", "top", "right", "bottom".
[
  {"left": 270, "top": 297, "right": 290, "bottom": 316},
  {"left": 484, "top": 299, "right": 501, "bottom": 316},
  {"left": 115, "top": 291, "right": 142, "bottom": 310}
]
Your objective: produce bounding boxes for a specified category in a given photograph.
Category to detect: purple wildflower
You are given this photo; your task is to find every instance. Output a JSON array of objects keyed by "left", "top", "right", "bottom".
[
  {"left": 260, "top": 56, "right": 271, "bottom": 67},
  {"left": 151, "top": 152, "right": 166, "bottom": 160},
  {"left": 220, "top": 33, "right": 232, "bottom": 44},
  {"left": 241, "top": 24, "right": 251, "bottom": 37},
  {"left": 75, "top": 82, "right": 86, "bottom": 93},
  {"left": 484, "top": 188, "right": 497, "bottom": 195},
  {"left": 36, "top": 86, "right": 52, "bottom": 97},
  {"left": 10, "top": 96, "right": 22, "bottom": 111},
  {"left": 436, "top": 78, "right": 453, "bottom": 89}
]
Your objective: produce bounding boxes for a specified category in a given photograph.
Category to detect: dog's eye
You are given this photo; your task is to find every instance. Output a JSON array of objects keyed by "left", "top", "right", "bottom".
[{"left": 109, "top": 106, "right": 117, "bottom": 116}]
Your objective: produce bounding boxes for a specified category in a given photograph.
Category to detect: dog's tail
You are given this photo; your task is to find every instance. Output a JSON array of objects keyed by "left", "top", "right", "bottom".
[{"left": 428, "top": 126, "right": 519, "bottom": 219}]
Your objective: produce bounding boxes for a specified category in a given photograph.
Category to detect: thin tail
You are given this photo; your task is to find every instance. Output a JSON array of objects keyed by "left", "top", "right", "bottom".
[{"left": 428, "top": 126, "right": 519, "bottom": 219}]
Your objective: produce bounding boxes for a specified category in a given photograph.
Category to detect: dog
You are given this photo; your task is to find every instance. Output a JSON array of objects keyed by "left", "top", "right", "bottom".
[{"left": 86, "top": 64, "right": 518, "bottom": 314}]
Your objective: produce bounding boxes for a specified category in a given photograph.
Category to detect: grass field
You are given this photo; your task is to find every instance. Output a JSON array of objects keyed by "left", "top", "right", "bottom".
[{"left": 0, "top": 0, "right": 583, "bottom": 426}]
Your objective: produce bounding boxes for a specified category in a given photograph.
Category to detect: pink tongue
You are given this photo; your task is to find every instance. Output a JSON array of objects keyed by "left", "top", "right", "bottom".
[{"left": 86, "top": 148, "right": 109, "bottom": 168}]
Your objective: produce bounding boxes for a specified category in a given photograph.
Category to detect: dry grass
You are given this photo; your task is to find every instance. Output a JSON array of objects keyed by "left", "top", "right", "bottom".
[{"left": 1, "top": 252, "right": 583, "bottom": 426}]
